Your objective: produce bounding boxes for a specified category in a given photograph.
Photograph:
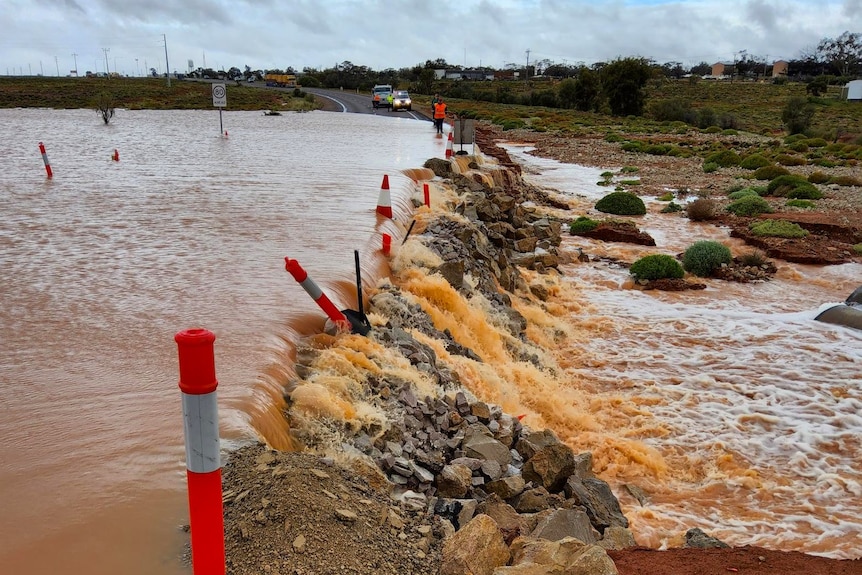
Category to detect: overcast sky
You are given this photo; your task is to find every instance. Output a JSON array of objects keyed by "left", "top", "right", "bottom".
[{"left": 1, "top": 0, "right": 858, "bottom": 76}]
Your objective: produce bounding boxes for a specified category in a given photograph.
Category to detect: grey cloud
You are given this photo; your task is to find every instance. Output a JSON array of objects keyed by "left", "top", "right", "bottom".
[
  {"left": 843, "top": 0, "right": 861, "bottom": 16},
  {"left": 745, "top": 0, "right": 779, "bottom": 31}
]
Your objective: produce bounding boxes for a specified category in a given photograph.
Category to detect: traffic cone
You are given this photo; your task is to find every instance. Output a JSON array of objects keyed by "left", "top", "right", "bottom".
[
  {"left": 376, "top": 175, "right": 393, "bottom": 219},
  {"left": 445, "top": 132, "right": 453, "bottom": 159}
]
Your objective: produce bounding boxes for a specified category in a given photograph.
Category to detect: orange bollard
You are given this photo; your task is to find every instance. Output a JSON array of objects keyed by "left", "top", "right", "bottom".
[
  {"left": 38, "top": 142, "right": 53, "bottom": 178},
  {"left": 112, "top": 149, "right": 119, "bottom": 162},
  {"left": 175, "top": 328, "right": 225, "bottom": 575},
  {"left": 284, "top": 257, "right": 349, "bottom": 329},
  {"left": 445, "top": 132, "right": 453, "bottom": 159},
  {"left": 376, "top": 175, "right": 393, "bottom": 219},
  {"left": 382, "top": 233, "right": 392, "bottom": 255},
  {"left": 423, "top": 183, "right": 430, "bottom": 207}
]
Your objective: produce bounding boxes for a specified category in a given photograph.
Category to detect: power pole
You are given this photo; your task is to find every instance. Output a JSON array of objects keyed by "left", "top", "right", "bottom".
[
  {"left": 163, "top": 34, "right": 171, "bottom": 87},
  {"left": 103, "top": 47, "right": 110, "bottom": 76},
  {"left": 55, "top": 56, "right": 59, "bottom": 76},
  {"left": 72, "top": 53, "right": 78, "bottom": 76},
  {"left": 525, "top": 49, "right": 531, "bottom": 82}
]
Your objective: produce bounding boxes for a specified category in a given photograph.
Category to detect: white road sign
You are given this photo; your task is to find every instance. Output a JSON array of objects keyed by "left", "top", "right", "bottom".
[{"left": 212, "top": 83, "right": 226, "bottom": 108}]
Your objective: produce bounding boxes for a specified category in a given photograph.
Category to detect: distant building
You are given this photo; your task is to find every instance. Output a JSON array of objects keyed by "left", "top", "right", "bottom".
[
  {"left": 842, "top": 79, "right": 862, "bottom": 101},
  {"left": 434, "top": 69, "right": 493, "bottom": 81},
  {"left": 772, "top": 60, "right": 789, "bottom": 77},
  {"left": 711, "top": 62, "right": 735, "bottom": 77}
]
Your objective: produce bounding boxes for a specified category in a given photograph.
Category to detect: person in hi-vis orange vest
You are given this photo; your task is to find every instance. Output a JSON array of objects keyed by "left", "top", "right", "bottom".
[{"left": 433, "top": 99, "right": 447, "bottom": 134}]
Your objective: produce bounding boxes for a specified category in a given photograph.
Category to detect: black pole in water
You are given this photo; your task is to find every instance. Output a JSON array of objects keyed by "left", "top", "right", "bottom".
[
  {"left": 354, "top": 250, "right": 364, "bottom": 318},
  {"left": 402, "top": 219, "right": 417, "bottom": 245}
]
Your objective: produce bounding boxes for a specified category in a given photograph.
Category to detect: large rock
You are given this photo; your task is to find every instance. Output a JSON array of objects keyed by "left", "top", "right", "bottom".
[
  {"left": 485, "top": 474, "right": 526, "bottom": 500},
  {"left": 441, "top": 514, "right": 511, "bottom": 575},
  {"left": 564, "top": 476, "right": 629, "bottom": 532},
  {"left": 437, "top": 464, "right": 473, "bottom": 498},
  {"left": 530, "top": 508, "right": 598, "bottom": 544},
  {"left": 464, "top": 433, "right": 512, "bottom": 467},
  {"left": 522, "top": 443, "right": 576, "bottom": 492},
  {"left": 502, "top": 537, "right": 618, "bottom": 575},
  {"left": 515, "top": 429, "right": 561, "bottom": 461}
]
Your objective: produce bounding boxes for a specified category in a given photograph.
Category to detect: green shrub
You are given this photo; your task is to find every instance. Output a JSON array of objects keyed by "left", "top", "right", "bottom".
[
  {"left": 749, "top": 220, "right": 809, "bottom": 238},
  {"left": 816, "top": 159, "right": 838, "bottom": 168},
  {"left": 644, "top": 144, "right": 672, "bottom": 155},
  {"left": 621, "top": 141, "right": 643, "bottom": 152},
  {"left": 686, "top": 198, "right": 718, "bottom": 221},
  {"left": 727, "top": 195, "right": 773, "bottom": 216},
  {"left": 570, "top": 216, "right": 599, "bottom": 234},
  {"left": 621, "top": 166, "right": 639, "bottom": 173},
  {"left": 786, "top": 185, "right": 823, "bottom": 200},
  {"left": 767, "top": 175, "right": 815, "bottom": 196},
  {"left": 661, "top": 202, "right": 683, "bottom": 213},
  {"left": 620, "top": 179, "right": 641, "bottom": 186},
  {"left": 808, "top": 171, "right": 831, "bottom": 184},
  {"left": 776, "top": 154, "right": 807, "bottom": 166},
  {"left": 739, "top": 154, "right": 771, "bottom": 170},
  {"left": 853, "top": 244, "right": 862, "bottom": 255},
  {"left": 605, "top": 133, "right": 623, "bottom": 143},
  {"left": 805, "top": 138, "right": 828, "bottom": 148},
  {"left": 704, "top": 149, "right": 741, "bottom": 167},
  {"left": 786, "top": 199, "right": 816, "bottom": 209},
  {"left": 682, "top": 241, "right": 733, "bottom": 277},
  {"left": 788, "top": 142, "right": 809, "bottom": 153},
  {"left": 595, "top": 191, "right": 647, "bottom": 215},
  {"left": 782, "top": 96, "right": 815, "bottom": 135},
  {"left": 722, "top": 129, "right": 738, "bottom": 136},
  {"left": 630, "top": 254, "right": 685, "bottom": 281},
  {"left": 658, "top": 192, "right": 675, "bottom": 201},
  {"left": 703, "top": 162, "right": 719, "bottom": 173},
  {"left": 753, "top": 165, "right": 790, "bottom": 180},
  {"left": 702, "top": 126, "right": 722, "bottom": 134},
  {"left": 728, "top": 188, "right": 761, "bottom": 200},
  {"left": 829, "top": 175, "right": 862, "bottom": 186},
  {"left": 738, "top": 250, "right": 769, "bottom": 267}
]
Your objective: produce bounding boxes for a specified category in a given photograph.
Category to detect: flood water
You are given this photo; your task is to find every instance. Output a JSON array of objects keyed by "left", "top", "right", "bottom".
[
  {"left": 0, "top": 109, "right": 859, "bottom": 574},
  {"left": 0, "top": 108, "right": 445, "bottom": 574}
]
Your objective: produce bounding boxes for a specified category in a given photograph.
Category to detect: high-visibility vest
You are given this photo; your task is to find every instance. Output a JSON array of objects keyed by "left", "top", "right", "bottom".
[{"left": 434, "top": 102, "right": 446, "bottom": 119}]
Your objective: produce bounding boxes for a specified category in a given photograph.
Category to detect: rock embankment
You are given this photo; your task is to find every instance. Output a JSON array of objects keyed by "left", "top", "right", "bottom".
[{"left": 221, "top": 151, "right": 647, "bottom": 574}]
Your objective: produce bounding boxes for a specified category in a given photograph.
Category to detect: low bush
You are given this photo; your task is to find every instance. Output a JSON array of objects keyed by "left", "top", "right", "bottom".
[
  {"left": 805, "top": 138, "right": 828, "bottom": 148},
  {"left": 808, "top": 171, "right": 831, "bottom": 184},
  {"left": 621, "top": 166, "right": 639, "bottom": 173},
  {"left": 728, "top": 188, "right": 761, "bottom": 200},
  {"left": 702, "top": 126, "right": 722, "bottom": 134},
  {"left": 854, "top": 244, "right": 862, "bottom": 255},
  {"left": 788, "top": 142, "right": 809, "bottom": 153},
  {"left": 686, "top": 198, "right": 718, "bottom": 221},
  {"left": 658, "top": 192, "right": 675, "bottom": 201},
  {"left": 605, "top": 133, "right": 623, "bottom": 143},
  {"left": 621, "top": 141, "right": 643, "bottom": 152},
  {"left": 727, "top": 195, "right": 773, "bottom": 216},
  {"left": 829, "top": 175, "right": 862, "bottom": 186},
  {"left": 630, "top": 254, "right": 685, "bottom": 281},
  {"left": 749, "top": 219, "right": 809, "bottom": 238},
  {"left": 682, "top": 241, "right": 732, "bottom": 277},
  {"left": 786, "top": 199, "right": 817, "bottom": 209},
  {"left": 739, "top": 154, "right": 771, "bottom": 170},
  {"left": 753, "top": 165, "right": 790, "bottom": 180},
  {"left": 767, "top": 175, "right": 821, "bottom": 198},
  {"left": 570, "top": 216, "right": 599, "bottom": 234},
  {"left": 595, "top": 192, "right": 647, "bottom": 215},
  {"left": 661, "top": 202, "right": 683, "bottom": 213},
  {"left": 703, "top": 162, "right": 719, "bottom": 173},
  {"left": 738, "top": 250, "right": 769, "bottom": 267},
  {"left": 620, "top": 179, "right": 642, "bottom": 186},
  {"left": 776, "top": 154, "right": 807, "bottom": 166},
  {"left": 704, "top": 149, "right": 741, "bottom": 167}
]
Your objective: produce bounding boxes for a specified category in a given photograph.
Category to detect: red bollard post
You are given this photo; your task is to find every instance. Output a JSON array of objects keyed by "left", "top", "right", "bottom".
[
  {"left": 38, "top": 142, "right": 53, "bottom": 178},
  {"left": 382, "top": 233, "right": 392, "bottom": 255},
  {"left": 423, "top": 183, "right": 430, "bottom": 208},
  {"left": 112, "top": 149, "right": 119, "bottom": 162},
  {"left": 175, "top": 328, "right": 225, "bottom": 575},
  {"left": 376, "top": 175, "right": 393, "bottom": 219},
  {"left": 284, "top": 257, "right": 349, "bottom": 329}
]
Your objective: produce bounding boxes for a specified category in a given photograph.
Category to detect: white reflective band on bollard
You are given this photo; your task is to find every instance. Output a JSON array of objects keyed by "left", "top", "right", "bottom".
[
  {"left": 182, "top": 391, "right": 221, "bottom": 474},
  {"left": 299, "top": 276, "right": 323, "bottom": 300}
]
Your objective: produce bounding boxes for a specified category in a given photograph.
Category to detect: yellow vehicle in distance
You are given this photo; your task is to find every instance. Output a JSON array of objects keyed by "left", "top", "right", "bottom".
[{"left": 265, "top": 74, "right": 297, "bottom": 88}]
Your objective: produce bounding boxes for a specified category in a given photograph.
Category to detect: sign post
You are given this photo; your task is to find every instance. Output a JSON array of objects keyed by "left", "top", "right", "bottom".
[{"left": 211, "top": 83, "right": 226, "bottom": 136}]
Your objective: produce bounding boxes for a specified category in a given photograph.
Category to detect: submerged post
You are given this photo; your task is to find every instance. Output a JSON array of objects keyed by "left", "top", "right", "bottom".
[
  {"left": 38, "top": 142, "right": 53, "bottom": 178},
  {"left": 175, "top": 328, "right": 225, "bottom": 575}
]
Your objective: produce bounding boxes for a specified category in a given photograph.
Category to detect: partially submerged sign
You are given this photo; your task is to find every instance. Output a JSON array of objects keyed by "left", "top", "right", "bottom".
[{"left": 212, "top": 83, "right": 227, "bottom": 107}]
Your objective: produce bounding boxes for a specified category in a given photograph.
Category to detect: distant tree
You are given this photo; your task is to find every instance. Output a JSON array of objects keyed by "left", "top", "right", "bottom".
[
  {"left": 600, "top": 57, "right": 652, "bottom": 116},
  {"left": 417, "top": 68, "right": 435, "bottom": 94},
  {"left": 658, "top": 61, "right": 685, "bottom": 79},
  {"left": 782, "top": 96, "right": 815, "bottom": 134},
  {"left": 425, "top": 58, "right": 450, "bottom": 69},
  {"left": 689, "top": 61, "right": 711, "bottom": 76},
  {"left": 817, "top": 31, "right": 862, "bottom": 76},
  {"left": 95, "top": 92, "right": 115, "bottom": 124},
  {"left": 572, "top": 69, "right": 601, "bottom": 111}
]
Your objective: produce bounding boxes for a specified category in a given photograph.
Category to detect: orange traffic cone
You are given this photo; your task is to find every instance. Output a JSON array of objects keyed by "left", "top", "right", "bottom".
[
  {"left": 376, "top": 175, "right": 392, "bottom": 219},
  {"left": 445, "top": 132, "right": 453, "bottom": 159}
]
